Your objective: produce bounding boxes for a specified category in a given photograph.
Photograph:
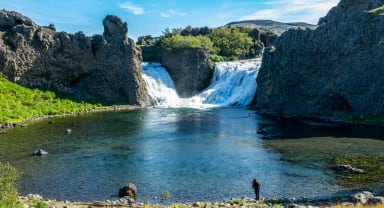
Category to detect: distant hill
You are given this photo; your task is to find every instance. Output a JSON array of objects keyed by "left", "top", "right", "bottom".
[{"left": 225, "top": 20, "right": 317, "bottom": 35}]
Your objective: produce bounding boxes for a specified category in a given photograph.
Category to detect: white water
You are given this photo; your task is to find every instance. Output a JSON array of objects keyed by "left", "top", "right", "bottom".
[{"left": 142, "top": 59, "right": 261, "bottom": 108}]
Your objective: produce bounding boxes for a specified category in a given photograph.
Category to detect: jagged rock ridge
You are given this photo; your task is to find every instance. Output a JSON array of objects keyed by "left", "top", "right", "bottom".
[
  {"left": 255, "top": 0, "right": 384, "bottom": 120},
  {"left": 0, "top": 10, "right": 148, "bottom": 105}
]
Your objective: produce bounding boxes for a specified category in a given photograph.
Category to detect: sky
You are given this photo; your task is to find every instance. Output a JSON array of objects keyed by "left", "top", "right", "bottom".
[{"left": 1, "top": 0, "right": 339, "bottom": 40}]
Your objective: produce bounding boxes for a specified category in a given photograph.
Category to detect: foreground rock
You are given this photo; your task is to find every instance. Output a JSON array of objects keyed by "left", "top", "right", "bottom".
[
  {"left": 0, "top": 10, "right": 148, "bottom": 105},
  {"left": 255, "top": 0, "right": 384, "bottom": 122},
  {"left": 161, "top": 47, "right": 214, "bottom": 98},
  {"left": 32, "top": 149, "right": 48, "bottom": 156},
  {"left": 119, "top": 183, "right": 137, "bottom": 201}
]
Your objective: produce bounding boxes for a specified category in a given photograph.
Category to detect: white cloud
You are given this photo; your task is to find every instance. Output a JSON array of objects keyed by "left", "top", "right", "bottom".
[
  {"left": 160, "top": 9, "right": 188, "bottom": 18},
  {"left": 240, "top": 0, "right": 339, "bottom": 24},
  {"left": 119, "top": 2, "right": 145, "bottom": 15}
]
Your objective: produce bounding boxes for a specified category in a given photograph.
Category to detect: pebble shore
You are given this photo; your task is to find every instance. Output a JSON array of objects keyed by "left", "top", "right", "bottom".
[{"left": 18, "top": 191, "right": 384, "bottom": 208}]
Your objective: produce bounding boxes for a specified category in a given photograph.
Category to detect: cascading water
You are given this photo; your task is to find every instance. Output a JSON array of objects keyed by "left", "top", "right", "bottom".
[{"left": 142, "top": 59, "right": 261, "bottom": 108}]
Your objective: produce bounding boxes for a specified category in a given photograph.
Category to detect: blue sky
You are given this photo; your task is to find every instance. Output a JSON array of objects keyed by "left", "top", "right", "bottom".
[{"left": 1, "top": 0, "right": 339, "bottom": 40}]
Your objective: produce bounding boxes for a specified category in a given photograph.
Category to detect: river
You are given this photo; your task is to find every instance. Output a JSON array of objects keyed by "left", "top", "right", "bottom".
[{"left": 1, "top": 60, "right": 384, "bottom": 203}]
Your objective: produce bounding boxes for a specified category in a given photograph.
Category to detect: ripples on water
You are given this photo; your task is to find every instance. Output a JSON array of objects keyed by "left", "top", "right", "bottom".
[{"left": 1, "top": 108, "right": 384, "bottom": 203}]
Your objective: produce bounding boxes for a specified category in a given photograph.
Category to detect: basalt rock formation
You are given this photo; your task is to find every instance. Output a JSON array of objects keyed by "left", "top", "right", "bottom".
[
  {"left": 0, "top": 10, "right": 148, "bottom": 105},
  {"left": 161, "top": 47, "right": 214, "bottom": 98},
  {"left": 255, "top": 0, "right": 384, "bottom": 121}
]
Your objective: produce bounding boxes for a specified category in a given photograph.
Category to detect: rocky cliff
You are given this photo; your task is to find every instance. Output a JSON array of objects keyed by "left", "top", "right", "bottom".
[
  {"left": 161, "top": 48, "right": 213, "bottom": 98},
  {"left": 0, "top": 10, "right": 148, "bottom": 105},
  {"left": 255, "top": 0, "right": 384, "bottom": 120}
]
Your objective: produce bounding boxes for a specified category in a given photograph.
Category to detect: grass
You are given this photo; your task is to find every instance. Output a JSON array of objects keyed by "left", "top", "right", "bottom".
[
  {"left": 331, "top": 156, "right": 384, "bottom": 189},
  {"left": 0, "top": 163, "right": 20, "bottom": 208},
  {"left": 0, "top": 76, "right": 102, "bottom": 123}
]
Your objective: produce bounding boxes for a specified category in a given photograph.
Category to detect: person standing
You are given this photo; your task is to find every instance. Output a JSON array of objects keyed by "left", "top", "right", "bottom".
[{"left": 252, "top": 179, "right": 261, "bottom": 200}]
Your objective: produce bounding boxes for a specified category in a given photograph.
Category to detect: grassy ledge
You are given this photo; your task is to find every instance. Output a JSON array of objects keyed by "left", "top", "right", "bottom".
[{"left": 0, "top": 76, "right": 137, "bottom": 123}]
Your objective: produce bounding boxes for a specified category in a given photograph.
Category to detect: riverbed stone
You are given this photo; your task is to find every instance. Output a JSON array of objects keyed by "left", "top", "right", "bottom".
[
  {"left": 335, "top": 164, "right": 365, "bottom": 174},
  {"left": 350, "top": 191, "right": 374, "bottom": 204},
  {"left": 367, "top": 196, "right": 384, "bottom": 205},
  {"left": 118, "top": 183, "right": 137, "bottom": 201},
  {"left": 33, "top": 149, "right": 48, "bottom": 156}
]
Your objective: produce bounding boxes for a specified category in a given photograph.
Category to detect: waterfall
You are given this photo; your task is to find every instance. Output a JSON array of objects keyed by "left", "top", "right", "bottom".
[{"left": 142, "top": 59, "right": 261, "bottom": 108}]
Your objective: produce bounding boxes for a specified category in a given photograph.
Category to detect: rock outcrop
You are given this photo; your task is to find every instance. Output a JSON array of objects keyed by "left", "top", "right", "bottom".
[
  {"left": 0, "top": 10, "right": 148, "bottom": 105},
  {"left": 255, "top": 0, "right": 384, "bottom": 120},
  {"left": 118, "top": 183, "right": 137, "bottom": 201},
  {"left": 161, "top": 47, "right": 214, "bottom": 98}
]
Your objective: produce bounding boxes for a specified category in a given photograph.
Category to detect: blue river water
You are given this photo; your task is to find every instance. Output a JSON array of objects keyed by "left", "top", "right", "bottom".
[{"left": 3, "top": 107, "right": 381, "bottom": 203}]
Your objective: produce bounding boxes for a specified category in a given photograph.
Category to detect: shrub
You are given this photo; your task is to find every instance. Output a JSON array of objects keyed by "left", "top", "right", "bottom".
[
  {"left": 161, "top": 35, "right": 213, "bottom": 50},
  {"left": 0, "top": 163, "right": 19, "bottom": 208}
]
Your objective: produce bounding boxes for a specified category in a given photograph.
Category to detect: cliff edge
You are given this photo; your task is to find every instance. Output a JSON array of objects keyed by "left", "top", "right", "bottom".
[
  {"left": 255, "top": 0, "right": 384, "bottom": 121},
  {"left": 0, "top": 10, "right": 148, "bottom": 105}
]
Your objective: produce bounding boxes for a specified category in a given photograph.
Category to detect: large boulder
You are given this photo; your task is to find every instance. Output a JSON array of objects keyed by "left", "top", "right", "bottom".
[
  {"left": 0, "top": 10, "right": 148, "bottom": 105},
  {"left": 161, "top": 47, "right": 214, "bottom": 98},
  {"left": 255, "top": 0, "right": 384, "bottom": 121},
  {"left": 118, "top": 183, "right": 137, "bottom": 201}
]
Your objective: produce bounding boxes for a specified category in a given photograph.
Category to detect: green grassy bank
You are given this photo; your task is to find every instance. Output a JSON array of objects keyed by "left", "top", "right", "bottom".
[{"left": 0, "top": 76, "right": 101, "bottom": 123}]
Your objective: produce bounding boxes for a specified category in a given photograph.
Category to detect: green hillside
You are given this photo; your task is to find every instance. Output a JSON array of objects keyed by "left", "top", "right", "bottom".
[{"left": 0, "top": 76, "right": 101, "bottom": 123}]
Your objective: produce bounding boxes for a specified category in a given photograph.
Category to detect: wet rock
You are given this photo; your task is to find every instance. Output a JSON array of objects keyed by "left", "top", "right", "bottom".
[
  {"left": 335, "top": 164, "right": 365, "bottom": 174},
  {"left": 32, "top": 149, "right": 48, "bottom": 156},
  {"left": 27, "top": 194, "right": 43, "bottom": 200},
  {"left": 118, "top": 183, "right": 137, "bottom": 201},
  {"left": 350, "top": 191, "right": 374, "bottom": 204}
]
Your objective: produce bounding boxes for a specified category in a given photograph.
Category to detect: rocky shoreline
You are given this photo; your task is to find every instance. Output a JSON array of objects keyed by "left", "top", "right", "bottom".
[{"left": 17, "top": 191, "right": 384, "bottom": 208}]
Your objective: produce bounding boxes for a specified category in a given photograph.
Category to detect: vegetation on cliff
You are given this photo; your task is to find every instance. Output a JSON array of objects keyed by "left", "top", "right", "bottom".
[
  {"left": 138, "top": 26, "right": 267, "bottom": 62},
  {"left": 160, "top": 34, "right": 213, "bottom": 50},
  {"left": 0, "top": 76, "right": 100, "bottom": 123}
]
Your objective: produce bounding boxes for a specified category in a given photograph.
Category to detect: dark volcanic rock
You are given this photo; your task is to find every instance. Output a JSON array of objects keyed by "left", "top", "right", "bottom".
[
  {"left": 255, "top": 0, "right": 384, "bottom": 120},
  {"left": 119, "top": 183, "right": 137, "bottom": 201},
  {"left": 33, "top": 149, "right": 48, "bottom": 156},
  {"left": 161, "top": 47, "right": 214, "bottom": 98},
  {"left": 0, "top": 10, "right": 148, "bottom": 105}
]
